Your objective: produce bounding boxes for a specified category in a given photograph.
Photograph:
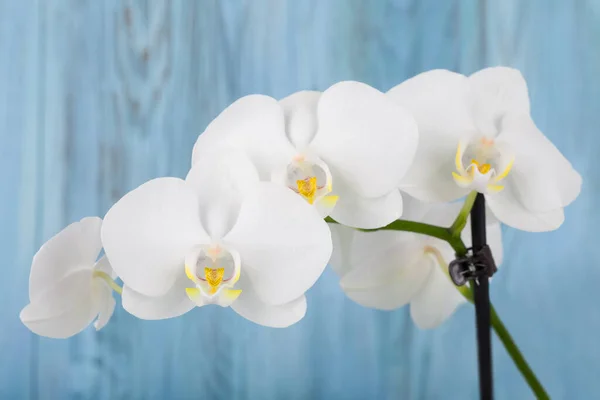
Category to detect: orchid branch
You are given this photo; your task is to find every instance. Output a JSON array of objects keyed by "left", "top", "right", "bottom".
[
  {"left": 490, "top": 304, "right": 550, "bottom": 399},
  {"left": 325, "top": 216, "right": 468, "bottom": 254},
  {"left": 325, "top": 214, "right": 550, "bottom": 399},
  {"left": 449, "top": 191, "right": 478, "bottom": 238},
  {"left": 447, "top": 241, "right": 549, "bottom": 399},
  {"left": 460, "top": 279, "right": 549, "bottom": 399}
]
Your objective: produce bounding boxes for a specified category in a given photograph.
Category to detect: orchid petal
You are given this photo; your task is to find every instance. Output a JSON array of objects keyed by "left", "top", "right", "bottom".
[
  {"left": 314, "top": 195, "right": 339, "bottom": 218},
  {"left": 388, "top": 70, "right": 476, "bottom": 202},
  {"left": 486, "top": 180, "right": 565, "bottom": 232},
  {"left": 20, "top": 270, "right": 98, "bottom": 339},
  {"left": 101, "top": 178, "right": 209, "bottom": 297},
  {"left": 185, "top": 287, "right": 242, "bottom": 308},
  {"left": 312, "top": 81, "right": 418, "bottom": 198},
  {"left": 496, "top": 114, "right": 581, "bottom": 213},
  {"left": 328, "top": 223, "right": 356, "bottom": 277},
  {"left": 410, "top": 258, "right": 467, "bottom": 329},
  {"left": 415, "top": 201, "right": 464, "bottom": 227},
  {"left": 186, "top": 148, "right": 260, "bottom": 239},
  {"left": 468, "top": 67, "right": 530, "bottom": 136},
  {"left": 335, "top": 229, "right": 430, "bottom": 310},
  {"left": 224, "top": 182, "right": 331, "bottom": 306},
  {"left": 231, "top": 272, "right": 306, "bottom": 327},
  {"left": 280, "top": 90, "right": 321, "bottom": 149},
  {"left": 331, "top": 228, "right": 415, "bottom": 278},
  {"left": 191, "top": 94, "right": 294, "bottom": 179},
  {"left": 94, "top": 255, "right": 117, "bottom": 280},
  {"left": 340, "top": 243, "right": 432, "bottom": 310},
  {"left": 121, "top": 272, "right": 194, "bottom": 320},
  {"left": 328, "top": 179, "right": 403, "bottom": 229},
  {"left": 29, "top": 217, "right": 103, "bottom": 301},
  {"left": 93, "top": 280, "right": 117, "bottom": 331}
]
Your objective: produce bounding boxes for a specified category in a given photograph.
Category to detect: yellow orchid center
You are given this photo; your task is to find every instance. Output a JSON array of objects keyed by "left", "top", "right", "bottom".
[
  {"left": 283, "top": 156, "right": 338, "bottom": 211},
  {"left": 205, "top": 267, "right": 225, "bottom": 294},
  {"left": 184, "top": 245, "right": 243, "bottom": 307},
  {"left": 452, "top": 140, "right": 515, "bottom": 193},
  {"left": 297, "top": 177, "right": 317, "bottom": 204},
  {"left": 470, "top": 159, "right": 492, "bottom": 175}
]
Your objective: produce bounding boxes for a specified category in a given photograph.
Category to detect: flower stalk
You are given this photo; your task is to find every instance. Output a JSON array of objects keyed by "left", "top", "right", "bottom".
[
  {"left": 325, "top": 199, "right": 550, "bottom": 399},
  {"left": 449, "top": 190, "right": 478, "bottom": 238},
  {"left": 325, "top": 216, "right": 468, "bottom": 255},
  {"left": 489, "top": 304, "right": 550, "bottom": 400}
]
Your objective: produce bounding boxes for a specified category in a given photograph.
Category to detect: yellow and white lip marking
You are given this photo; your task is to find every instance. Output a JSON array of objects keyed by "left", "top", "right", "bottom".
[
  {"left": 204, "top": 267, "right": 224, "bottom": 294},
  {"left": 452, "top": 138, "right": 514, "bottom": 193},
  {"left": 287, "top": 155, "right": 339, "bottom": 213},
  {"left": 297, "top": 176, "right": 318, "bottom": 204},
  {"left": 184, "top": 245, "right": 242, "bottom": 307}
]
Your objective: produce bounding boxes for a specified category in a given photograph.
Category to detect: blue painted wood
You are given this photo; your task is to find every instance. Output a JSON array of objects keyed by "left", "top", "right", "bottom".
[{"left": 1, "top": 0, "right": 599, "bottom": 398}]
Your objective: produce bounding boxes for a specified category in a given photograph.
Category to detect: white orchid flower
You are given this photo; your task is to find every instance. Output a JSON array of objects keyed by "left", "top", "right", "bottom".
[
  {"left": 387, "top": 67, "right": 581, "bottom": 232},
  {"left": 101, "top": 150, "right": 332, "bottom": 328},
  {"left": 191, "top": 81, "right": 419, "bottom": 229},
  {"left": 20, "top": 217, "right": 118, "bottom": 339},
  {"left": 329, "top": 197, "right": 503, "bottom": 329}
]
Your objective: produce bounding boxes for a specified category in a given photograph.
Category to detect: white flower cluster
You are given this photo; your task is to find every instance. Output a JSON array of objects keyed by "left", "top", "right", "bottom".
[{"left": 20, "top": 67, "right": 581, "bottom": 338}]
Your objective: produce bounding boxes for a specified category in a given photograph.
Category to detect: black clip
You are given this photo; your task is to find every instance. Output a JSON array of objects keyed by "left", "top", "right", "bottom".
[{"left": 448, "top": 245, "right": 497, "bottom": 286}]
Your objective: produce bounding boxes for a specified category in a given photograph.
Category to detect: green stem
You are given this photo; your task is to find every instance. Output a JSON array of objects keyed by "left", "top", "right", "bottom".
[
  {"left": 325, "top": 217, "right": 467, "bottom": 255},
  {"left": 325, "top": 215, "right": 550, "bottom": 398},
  {"left": 449, "top": 190, "right": 478, "bottom": 237},
  {"left": 490, "top": 304, "right": 550, "bottom": 399},
  {"left": 458, "top": 286, "right": 550, "bottom": 399},
  {"left": 93, "top": 270, "right": 123, "bottom": 295},
  {"left": 456, "top": 242, "right": 549, "bottom": 399}
]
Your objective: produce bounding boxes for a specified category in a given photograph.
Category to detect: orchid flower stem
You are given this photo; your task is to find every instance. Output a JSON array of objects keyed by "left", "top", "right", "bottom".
[
  {"left": 452, "top": 242, "right": 548, "bottom": 399},
  {"left": 443, "top": 237, "right": 549, "bottom": 399},
  {"left": 489, "top": 303, "right": 550, "bottom": 400},
  {"left": 449, "top": 190, "right": 479, "bottom": 238},
  {"left": 324, "top": 215, "right": 549, "bottom": 398},
  {"left": 459, "top": 285, "right": 549, "bottom": 399},
  {"left": 93, "top": 270, "right": 123, "bottom": 295},
  {"left": 324, "top": 216, "right": 468, "bottom": 254}
]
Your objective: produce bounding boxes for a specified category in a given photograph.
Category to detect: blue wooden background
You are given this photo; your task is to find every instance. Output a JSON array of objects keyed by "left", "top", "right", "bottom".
[{"left": 1, "top": 0, "right": 598, "bottom": 399}]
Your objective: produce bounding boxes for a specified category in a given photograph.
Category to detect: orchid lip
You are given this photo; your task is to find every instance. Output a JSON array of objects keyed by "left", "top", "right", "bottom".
[
  {"left": 184, "top": 244, "right": 242, "bottom": 307},
  {"left": 452, "top": 139, "right": 514, "bottom": 194},
  {"left": 284, "top": 154, "right": 336, "bottom": 207}
]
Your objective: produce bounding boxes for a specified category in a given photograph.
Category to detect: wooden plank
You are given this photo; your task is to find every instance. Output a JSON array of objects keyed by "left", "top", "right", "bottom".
[
  {"left": 1, "top": 0, "right": 599, "bottom": 398},
  {"left": 0, "top": 0, "right": 42, "bottom": 398}
]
